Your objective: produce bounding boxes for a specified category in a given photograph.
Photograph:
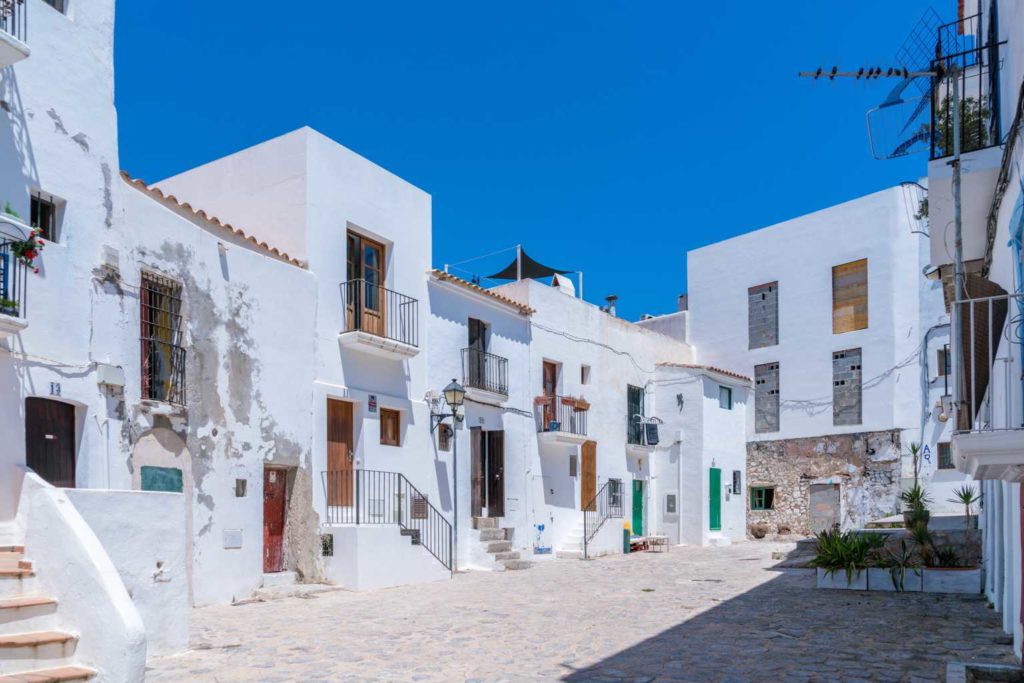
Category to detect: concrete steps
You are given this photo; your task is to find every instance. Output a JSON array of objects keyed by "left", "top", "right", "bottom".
[
  {"left": 0, "top": 665, "right": 96, "bottom": 682},
  {"left": 469, "top": 518, "right": 532, "bottom": 572}
]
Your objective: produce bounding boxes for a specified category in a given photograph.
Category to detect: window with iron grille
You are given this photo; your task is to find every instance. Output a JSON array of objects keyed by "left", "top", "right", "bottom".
[
  {"left": 627, "top": 385, "right": 644, "bottom": 445},
  {"left": 30, "top": 193, "right": 58, "bottom": 242},
  {"left": 938, "top": 442, "right": 954, "bottom": 470},
  {"left": 140, "top": 272, "right": 185, "bottom": 405}
]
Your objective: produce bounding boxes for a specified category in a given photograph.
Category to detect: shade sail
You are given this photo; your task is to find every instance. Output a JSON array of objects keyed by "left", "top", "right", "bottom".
[{"left": 485, "top": 249, "right": 574, "bottom": 280}]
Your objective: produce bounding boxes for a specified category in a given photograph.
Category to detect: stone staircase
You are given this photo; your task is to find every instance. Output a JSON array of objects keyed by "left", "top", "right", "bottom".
[
  {"left": 0, "top": 545, "right": 95, "bottom": 682},
  {"left": 556, "top": 522, "right": 586, "bottom": 560},
  {"left": 471, "top": 518, "right": 531, "bottom": 571}
]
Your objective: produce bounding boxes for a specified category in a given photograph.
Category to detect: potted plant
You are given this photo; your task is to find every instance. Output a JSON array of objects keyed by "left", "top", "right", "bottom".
[
  {"left": 922, "top": 545, "right": 982, "bottom": 594},
  {"left": 812, "top": 528, "right": 882, "bottom": 590},
  {"left": 574, "top": 396, "right": 591, "bottom": 411},
  {"left": 869, "top": 539, "right": 922, "bottom": 592},
  {"left": 0, "top": 296, "right": 18, "bottom": 317},
  {"left": 900, "top": 483, "right": 931, "bottom": 529},
  {"left": 3, "top": 201, "right": 20, "bottom": 218},
  {"left": 10, "top": 227, "right": 45, "bottom": 274},
  {"left": 948, "top": 484, "right": 981, "bottom": 531}
]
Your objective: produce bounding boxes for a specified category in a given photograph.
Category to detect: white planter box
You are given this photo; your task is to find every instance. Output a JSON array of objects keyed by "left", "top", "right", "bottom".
[
  {"left": 867, "top": 567, "right": 922, "bottom": 592},
  {"left": 922, "top": 568, "right": 982, "bottom": 594},
  {"left": 815, "top": 568, "right": 867, "bottom": 590}
]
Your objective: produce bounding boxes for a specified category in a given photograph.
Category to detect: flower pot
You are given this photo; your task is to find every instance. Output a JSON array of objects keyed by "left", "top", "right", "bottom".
[
  {"left": 816, "top": 567, "right": 867, "bottom": 590},
  {"left": 547, "top": 421, "right": 561, "bottom": 432},
  {"left": 867, "top": 567, "right": 922, "bottom": 592},
  {"left": 922, "top": 567, "right": 982, "bottom": 594}
]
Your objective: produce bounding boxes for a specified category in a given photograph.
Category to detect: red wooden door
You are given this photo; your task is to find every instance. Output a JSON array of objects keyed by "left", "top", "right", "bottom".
[{"left": 263, "top": 468, "right": 287, "bottom": 573}]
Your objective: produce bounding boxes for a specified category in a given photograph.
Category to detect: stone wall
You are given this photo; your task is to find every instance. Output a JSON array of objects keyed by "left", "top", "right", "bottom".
[
  {"left": 747, "top": 429, "right": 901, "bottom": 537},
  {"left": 747, "top": 282, "right": 778, "bottom": 349}
]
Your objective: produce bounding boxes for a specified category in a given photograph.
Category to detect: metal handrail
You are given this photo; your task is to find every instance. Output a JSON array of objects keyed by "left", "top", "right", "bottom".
[
  {"left": 536, "top": 394, "right": 588, "bottom": 436},
  {"left": 0, "top": 0, "right": 27, "bottom": 44},
  {"left": 0, "top": 239, "right": 28, "bottom": 319},
  {"left": 321, "top": 469, "right": 453, "bottom": 571},
  {"left": 583, "top": 480, "right": 624, "bottom": 559},
  {"left": 462, "top": 347, "right": 509, "bottom": 396},
  {"left": 340, "top": 279, "right": 419, "bottom": 347}
]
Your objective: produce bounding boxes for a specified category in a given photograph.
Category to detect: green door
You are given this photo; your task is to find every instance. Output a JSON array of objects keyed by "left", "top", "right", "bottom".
[
  {"left": 709, "top": 468, "right": 722, "bottom": 531},
  {"left": 632, "top": 480, "right": 644, "bottom": 535}
]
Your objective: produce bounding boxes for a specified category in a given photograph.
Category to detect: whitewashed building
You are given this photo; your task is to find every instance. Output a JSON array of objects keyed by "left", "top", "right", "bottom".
[{"left": 680, "top": 184, "right": 966, "bottom": 535}]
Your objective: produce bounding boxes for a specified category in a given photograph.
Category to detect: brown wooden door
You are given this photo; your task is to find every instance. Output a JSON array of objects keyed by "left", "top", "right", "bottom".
[
  {"left": 25, "top": 398, "right": 76, "bottom": 488},
  {"left": 263, "top": 468, "right": 287, "bottom": 573},
  {"left": 470, "top": 428, "right": 483, "bottom": 518},
  {"left": 347, "top": 231, "right": 386, "bottom": 337},
  {"left": 542, "top": 361, "right": 558, "bottom": 425},
  {"left": 581, "top": 440, "right": 597, "bottom": 511},
  {"left": 327, "top": 399, "right": 354, "bottom": 506},
  {"left": 486, "top": 431, "right": 505, "bottom": 517}
]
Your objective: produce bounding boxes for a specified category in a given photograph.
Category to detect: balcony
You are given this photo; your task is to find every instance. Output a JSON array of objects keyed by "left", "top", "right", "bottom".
[
  {"left": 950, "top": 292, "right": 1024, "bottom": 481},
  {"left": 0, "top": 235, "right": 30, "bottom": 339},
  {"left": 0, "top": 0, "right": 29, "bottom": 69},
  {"left": 626, "top": 416, "right": 660, "bottom": 455},
  {"left": 536, "top": 394, "right": 588, "bottom": 445},
  {"left": 461, "top": 348, "right": 508, "bottom": 404},
  {"left": 339, "top": 279, "right": 420, "bottom": 359}
]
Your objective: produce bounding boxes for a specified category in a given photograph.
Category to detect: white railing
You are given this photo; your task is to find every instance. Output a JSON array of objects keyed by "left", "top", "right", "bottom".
[{"left": 951, "top": 293, "right": 1024, "bottom": 433}]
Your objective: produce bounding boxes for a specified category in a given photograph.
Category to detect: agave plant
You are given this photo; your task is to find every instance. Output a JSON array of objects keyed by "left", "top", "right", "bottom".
[
  {"left": 811, "top": 528, "right": 884, "bottom": 584},
  {"left": 934, "top": 545, "right": 962, "bottom": 568},
  {"left": 948, "top": 484, "right": 981, "bottom": 531},
  {"left": 881, "top": 539, "right": 921, "bottom": 591}
]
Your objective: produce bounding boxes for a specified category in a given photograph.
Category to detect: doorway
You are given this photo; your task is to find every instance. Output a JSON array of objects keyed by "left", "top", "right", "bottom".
[
  {"left": 581, "top": 440, "right": 597, "bottom": 511},
  {"left": 632, "top": 480, "right": 644, "bottom": 535},
  {"left": 263, "top": 467, "right": 288, "bottom": 573},
  {"left": 326, "top": 399, "right": 354, "bottom": 506},
  {"left": 346, "top": 231, "right": 386, "bottom": 336},
  {"left": 25, "top": 397, "right": 76, "bottom": 488},
  {"left": 709, "top": 467, "right": 722, "bottom": 531},
  {"left": 467, "top": 318, "right": 488, "bottom": 390},
  {"left": 471, "top": 429, "right": 505, "bottom": 517},
  {"left": 542, "top": 361, "right": 559, "bottom": 426},
  {"left": 809, "top": 483, "right": 841, "bottom": 533}
]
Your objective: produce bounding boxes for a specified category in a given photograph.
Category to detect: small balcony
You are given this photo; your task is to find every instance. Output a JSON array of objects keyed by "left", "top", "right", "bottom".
[
  {"left": 950, "top": 292, "right": 1024, "bottom": 481},
  {"left": 0, "top": 0, "right": 29, "bottom": 69},
  {"left": 0, "top": 235, "right": 30, "bottom": 339},
  {"left": 536, "top": 394, "right": 588, "bottom": 445},
  {"left": 462, "top": 348, "right": 508, "bottom": 404},
  {"left": 339, "top": 279, "right": 420, "bottom": 359}
]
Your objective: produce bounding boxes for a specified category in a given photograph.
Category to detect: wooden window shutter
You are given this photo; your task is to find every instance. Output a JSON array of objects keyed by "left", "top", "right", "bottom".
[
  {"left": 832, "top": 259, "right": 868, "bottom": 334},
  {"left": 380, "top": 408, "right": 400, "bottom": 446},
  {"left": 412, "top": 493, "right": 428, "bottom": 519}
]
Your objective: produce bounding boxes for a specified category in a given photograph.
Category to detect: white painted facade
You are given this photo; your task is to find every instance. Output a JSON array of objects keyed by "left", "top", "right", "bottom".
[{"left": 683, "top": 185, "right": 968, "bottom": 522}]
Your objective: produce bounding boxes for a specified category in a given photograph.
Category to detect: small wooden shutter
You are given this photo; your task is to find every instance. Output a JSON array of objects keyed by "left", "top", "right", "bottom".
[
  {"left": 832, "top": 259, "right": 868, "bottom": 333},
  {"left": 412, "top": 493, "right": 428, "bottom": 520},
  {"left": 380, "top": 408, "right": 400, "bottom": 446}
]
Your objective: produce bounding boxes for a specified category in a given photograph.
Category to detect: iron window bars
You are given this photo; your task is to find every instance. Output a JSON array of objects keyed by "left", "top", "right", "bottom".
[{"left": 140, "top": 272, "right": 186, "bottom": 405}]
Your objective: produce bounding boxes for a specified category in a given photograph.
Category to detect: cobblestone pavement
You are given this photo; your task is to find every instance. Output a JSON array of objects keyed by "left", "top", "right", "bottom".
[{"left": 146, "top": 542, "right": 1015, "bottom": 682}]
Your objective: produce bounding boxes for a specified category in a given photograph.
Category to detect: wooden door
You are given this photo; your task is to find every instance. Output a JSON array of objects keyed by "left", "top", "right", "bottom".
[
  {"left": 467, "top": 318, "right": 487, "bottom": 388},
  {"left": 346, "top": 232, "right": 387, "bottom": 337},
  {"left": 709, "top": 468, "right": 722, "bottom": 531},
  {"left": 809, "top": 484, "right": 841, "bottom": 534},
  {"left": 263, "top": 468, "right": 287, "bottom": 573},
  {"left": 25, "top": 398, "right": 75, "bottom": 488},
  {"left": 632, "top": 480, "right": 644, "bottom": 535},
  {"left": 486, "top": 431, "right": 505, "bottom": 517},
  {"left": 327, "top": 399, "right": 354, "bottom": 506},
  {"left": 581, "top": 440, "right": 597, "bottom": 511},
  {"left": 470, "top": 428, "right": 483, "bottom": 517},
  {"left": 542, "top": 361, "right": 558, "bottom": 426}
]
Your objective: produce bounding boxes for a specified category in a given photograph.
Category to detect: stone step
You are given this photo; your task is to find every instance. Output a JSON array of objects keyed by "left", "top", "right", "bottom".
[
  {"left": 472, "top": 517, "right": 498, "bottom": 530},
  {"left": 492, "top": 551, "right": 520, "bottom": 561},
  {"left": 499, "top": 559, "right": 532, "bottom": 570},
  {"left": 400, "top": 529, "right": 422, "bottom": 545},
  {"left": 0, "top": 597, "right": 60, "bottom": 637},
  {"left": 0, "top": 632, "right": 76, "bottom": 649},
  {"left": 561, "top": 541, "right": 583, "bottom": 551},
  {"left": 260, "top": 571, "right": 296, "bottom": 589},
  {"left": 0, "top": 548, "right": 24, "bottom": 556},
  {"left": 0, "top": 598, "right": 57, "bottom": 611},
  {"left": 556, "top": 550, "right": 584, "bottom": 560},
  {"left": 0, "top": 569, "right": 34, "bottom": 579},
  {"left": 485, "top": 541, "right": 512, "bottom": 553},
  {"left": 0, "top": 666, "right": 95, "bottom": 682},
  {"left": 478, "top": 528, "right": 506, "bottom": 542}
]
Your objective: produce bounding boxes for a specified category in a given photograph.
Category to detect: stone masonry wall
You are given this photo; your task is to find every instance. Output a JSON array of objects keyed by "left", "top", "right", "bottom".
[
  {"left": 754, "top": 362, "right": 780, "bottom": 433},
  {"left": 748, "top": 282, "right": 778, "bottom": 349},
  {"left": 747, "top": 429, "right": 901, "bottom": 537}
]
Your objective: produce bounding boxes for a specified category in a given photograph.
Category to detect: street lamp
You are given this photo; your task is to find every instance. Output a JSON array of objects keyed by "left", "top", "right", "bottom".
[{"left": 431, "top": 379, "right": 465, "bottom": 570}]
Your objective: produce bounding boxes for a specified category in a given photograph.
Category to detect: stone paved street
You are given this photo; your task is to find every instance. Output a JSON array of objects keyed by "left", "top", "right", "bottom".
[{"left": 146, "top": 542, "right": 1015, "bottom": 682}]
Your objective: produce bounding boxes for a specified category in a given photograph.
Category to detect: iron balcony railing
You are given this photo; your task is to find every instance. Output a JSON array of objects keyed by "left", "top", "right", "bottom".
[
  {"left": 0, "top": 0, "right": 27, "bottom": 44},
  {"left": 951, "top": 293, "right": 1024, "bottom": 433},
  {"left": 321, "top": 469, "right": 452, "bottom": 571},
  {"left": 341, "top": 279, "right": 419, "bottom": 348},
  {"left": 0, "top": 239, "right": 28, "bottom": 319},
  {"left": 929, "top": 12, "right": 1004, "bottom": 160},
  {"left": 462, "top": 347, "right": 509, "bottom": 396},
  {"left": 583, "top": 480, "right": 624, "bottom": 559},
  {"left": 536, "top": 394, "right": 588, "bottom": 436}
]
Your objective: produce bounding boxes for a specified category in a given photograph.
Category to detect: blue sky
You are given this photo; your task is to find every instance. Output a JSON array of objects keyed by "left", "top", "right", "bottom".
[{"left": 115, "top": 1, "right": 947, "bottom": 321}]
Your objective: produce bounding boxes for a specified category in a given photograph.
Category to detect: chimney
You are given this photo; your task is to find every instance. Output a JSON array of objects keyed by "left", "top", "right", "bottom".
[
  {"left": 677, "top": 294, "right": 688, "bottom": 312},
  {"left": 605, "top": 294, "right": 618, "bottom": 318}
]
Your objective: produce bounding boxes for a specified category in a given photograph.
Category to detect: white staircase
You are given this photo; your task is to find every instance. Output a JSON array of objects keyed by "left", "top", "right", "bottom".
[
  {"left": 556, "top": 523, "right": 586, "bottom": 560},
  {"left": 0, "top": 544, "right": 95, "bottom": 682},
  {"left": 469, "top": 518, "right": 531, "bottom": 571}
]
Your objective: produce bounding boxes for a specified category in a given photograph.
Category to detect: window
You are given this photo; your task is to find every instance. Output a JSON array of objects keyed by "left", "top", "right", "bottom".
[
  {"left": 719, "top": 386, "right": 733, "bottom": 410},
  {"left": 345, "top": 230, "right": 386, "bottom": 336},
  {"left": 754, "top": 363, "right": 780, "bottom": 433},
  {"left": 608, "top": 478, "right": 623, "bottom": 508},
  {"left": 832, "top": 348, "right": 863, "bottom": 426},
  {"left": 30, "top": 192, "right": 59, "bottom": 242},
  {"left": 235, "top": 479, "right": 247, "bottom": 498},
  {"left": 140, "top": 272, "right": 185, "bottom": 405},
  {"left": 832, "top": 258, "right": 868, "bottom": 334},
  {"left": 732, "top": 470, "right": 742, "bottom": 495},
  {"left": 665, "top": 493, "right": 677, "bottom": 514},
  {"left": 751, "top": 487, "right": 775, "bottom": 510},
  {"left": 380, "top": 408, "right": 401, "bottom": 446},
  {"left": 937, "top": 347, "right": 950, "bottom": 377},
  {"left": 43, "top": 0, "right": 67, "bottom": 13},
  {"left": 437, "top": 423, "right": 453, "bottom": 452},
  {"left": 748, "top": 282, "right": 779, "bottom": 349},
  {"left": 569, "top": 454, "right": 578, "bottom": 477},
  {"left": 581, "top": 364, "right": 591, "bottom": 385},
  {"left": 627, "top": 385, "right": 645, "bottom": 445},
  {"left": 938, "top": 442, "right": 954, "bottom": 470}
]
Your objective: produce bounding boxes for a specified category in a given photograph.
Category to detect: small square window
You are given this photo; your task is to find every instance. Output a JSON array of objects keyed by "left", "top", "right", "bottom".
[
  {"left": 234, "top": 478, "right": 247, "bottom": 498},
  {"left": 718, "top": 386, "right": 733, "bottom": 410},
  {"left": 569, "top": 454, "right": 578, "bottom": 477},
  {"left": 937, "top": 348, "right": 950, "bottom": 377},
  {"left": 320, "top": 534, "right": 334, "bottom": 557},
  {"left": 380, "top": 408, "right": 401, "bottom": 446},
  {"left": 937, "top": 443, "right": 954, "bottom": 470},
  {"left": 30, "top": 192, "right": 60, "bottom": 242},
  {"left": 43, "top": 0, "right": 67, "bottom": 14},
  {"left": 437, "top": 423, "right": 452, "bottom": 452},
  {"left": 665, "top": 493, "right": 677, "bottom": 514},
  {"left": 751, "top": 487, "right": 775, "bottom": 510},
  {"left": 581, "top": 365, "right": 591, "bottom": 385}
]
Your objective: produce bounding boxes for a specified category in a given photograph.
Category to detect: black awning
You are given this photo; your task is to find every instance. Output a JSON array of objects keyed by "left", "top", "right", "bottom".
[{"left": 485, "top": 248, "right": 574, "bottom": 280}]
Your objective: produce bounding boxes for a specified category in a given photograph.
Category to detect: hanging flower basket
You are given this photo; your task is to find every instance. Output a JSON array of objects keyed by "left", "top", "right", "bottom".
[
  {"left": 574, "top": 397, "right": 591, "bottom": 411},
  {"left": 533, "top": 395, "right": 552, "bottom": 407},
  {"left": 10, "top": 227, "right": 45, "bottom": 274}
]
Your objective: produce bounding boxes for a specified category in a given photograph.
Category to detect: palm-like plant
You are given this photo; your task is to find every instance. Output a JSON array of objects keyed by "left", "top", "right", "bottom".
[{"left": 948, "top": 484, "right": 981, "bottom": 532}]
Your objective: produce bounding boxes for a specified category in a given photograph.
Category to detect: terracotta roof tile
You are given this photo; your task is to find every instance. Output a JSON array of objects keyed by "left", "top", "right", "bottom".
[
  {"left": 657, "top": 362, "right": 752, "bottom": 384},
  {"left": 121, "top": 172, "right": 305, "bottom": 268},
  {"left": 430, "top": 270, "right": 533, "bottom": 315}
]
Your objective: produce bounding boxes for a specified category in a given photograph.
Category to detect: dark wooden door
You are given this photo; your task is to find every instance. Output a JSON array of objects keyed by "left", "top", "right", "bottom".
[
  {"left": 581, "top": 440, "right": 597, "bottom": 511},
  {"left": 486, "top": 431, "right": 504, "bottom": 517},
  {"left": 25, "top": 398, "right": 75, "bottom": 488},
  {"left": 327, "top": 399, "right": 354, "bottom": 506},
  {"left": 467, "top": 318, "right": 487, "bottom": 388},
  {"left": 470, "top": 428, "right": 483, "bottom": 518},
  {"left": 542, "top": 361, "right": 558, "bottom": 425},
  {"left": 263, "top": 468, "right": 287, "bottom": 573}
]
